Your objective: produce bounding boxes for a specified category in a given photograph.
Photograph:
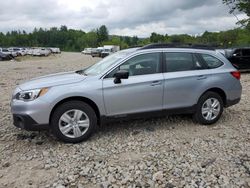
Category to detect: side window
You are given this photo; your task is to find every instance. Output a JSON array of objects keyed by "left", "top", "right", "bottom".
[
  {"left": 200, "top": 54, "right": 223, "bottom": 69},
  {"left": 108, "top": 53, "right": 161, "bottom": 77},
  {"left": 165, "top": 52, "right": 204, "bottom": 72},
  {"left": 242, "top": 49, "right": 250, "bottom": 57}
]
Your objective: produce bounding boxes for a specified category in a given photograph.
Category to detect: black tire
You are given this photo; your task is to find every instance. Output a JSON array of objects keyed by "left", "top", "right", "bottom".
[
  {"left": 51, "top": 101, "right": 97, "bottom": 143},
  {"left": 193, "top": 91, "right": 223, "bottom": 125}
]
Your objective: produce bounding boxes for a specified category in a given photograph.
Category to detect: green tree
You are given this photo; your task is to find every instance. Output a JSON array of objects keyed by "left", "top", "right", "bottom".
[
  {"left": 60, "top": 25, "right": 68, "bottom": 32},
  {"left": 150, "top": 32, "right": 165, "bottom": 43},
  {"left": 223, "top": 0, "right": 250, "bottom": 27},
  {"left": 97, "top": 25, "right": 109, "bottom": 44},
  {"left": 131, "top": 36, "right": 139, "bottom": 46}
]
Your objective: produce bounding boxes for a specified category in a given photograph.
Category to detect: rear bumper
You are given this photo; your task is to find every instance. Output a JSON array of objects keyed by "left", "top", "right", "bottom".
[
  {"left": 13, "top": 114, "right": 49, "bottom": 131},
  {"left": 225, "top": 97, "right": 241, "bottom": 108}
]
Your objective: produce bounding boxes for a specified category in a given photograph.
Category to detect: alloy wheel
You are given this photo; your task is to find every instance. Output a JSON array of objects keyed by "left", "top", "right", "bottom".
[
  {"left": 59, "top": 109, "right": 90, "bottom": 138},
  {"left": 201, "top": 98, "right": 221, "bottom": 121}
]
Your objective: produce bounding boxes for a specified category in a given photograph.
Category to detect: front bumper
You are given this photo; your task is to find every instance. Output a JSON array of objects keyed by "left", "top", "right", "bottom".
[
  {"left": 13, "top": 114, "right": 49, "bottom": 131},
  {"left": 11, "top": 87, "right": 52, "bottom": 131},
  {"left": 11, "top": 94, "right": 52, "bottom": 126}
]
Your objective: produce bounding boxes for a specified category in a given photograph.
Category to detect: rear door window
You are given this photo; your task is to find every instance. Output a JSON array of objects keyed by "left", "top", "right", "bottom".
[
  {"left": 165, "top": 52, "right": 205, "bottom": 72},
  {"left": 200, "top": 54, "right": 223, "bottom": 69}
]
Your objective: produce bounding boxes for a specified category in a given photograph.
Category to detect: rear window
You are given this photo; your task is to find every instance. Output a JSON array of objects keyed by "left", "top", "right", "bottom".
[{"left": 200, "top": 54, "right": 223, "bottom": 69}]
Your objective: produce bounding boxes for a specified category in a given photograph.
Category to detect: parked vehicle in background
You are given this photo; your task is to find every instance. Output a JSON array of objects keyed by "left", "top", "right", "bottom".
[
  {"left": 0, "top": 47, "right": 59, "bottom": 57},
  {"left": 40, "top": 48, "right": 51, "bottom": 56},
  {"left": 7, "top": 47, "right": 19, "bottom": 57},
  {"left": 225, "top": 48, "right": 250, "bottom": 70},
  {"left": 101, "top": 45, "right": 120, "bottom": 58},
  {"left": 90, "top": 48, "right": 98, "bottom": 57},
  {"left": 27, "top": 48, "right": 34, "bottom": 55},
  {"left": 32, "top": 48, "right": 51, "bottom": 56},
  {"left": 91, "top": 47, "right": 104, "bottom": 57},
  {"left": 0, "top": 48, "right": 13, "bottom": 56},
  {"left": 32, "top": 48, "right": 42, "bottom": 56},
  {"left": 9, "top": 47, "right": 27, "bottom": 56},
  {"left": 11, "top": 44, "right": 242, "bottom": 143},
  {"left": 50, "top": 48, "right": 61, "bottom": 54},
  {"left": 0, "top": 52, "right": 14, "bottom": 61},
  {"left": 17, "top": 48, "right": 28, "bottom": 56},
  {"left": 81, "top": 48, "right": 92, "bottom": 55}
]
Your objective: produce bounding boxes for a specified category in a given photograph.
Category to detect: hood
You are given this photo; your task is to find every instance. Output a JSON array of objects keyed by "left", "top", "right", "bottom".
[{"left": 19, "top": 71, "right": 86, "bottom": 90}]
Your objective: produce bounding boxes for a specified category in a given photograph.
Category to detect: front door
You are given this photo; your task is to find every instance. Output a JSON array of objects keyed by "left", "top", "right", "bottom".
[{"left": 103, "top": 52, "right": 164, "bottom": 116}]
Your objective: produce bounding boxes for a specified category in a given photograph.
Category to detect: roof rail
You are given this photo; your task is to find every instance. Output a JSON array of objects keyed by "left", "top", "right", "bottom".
[{"left": 139, "top": 43, "right": 215, "bottom": 51}]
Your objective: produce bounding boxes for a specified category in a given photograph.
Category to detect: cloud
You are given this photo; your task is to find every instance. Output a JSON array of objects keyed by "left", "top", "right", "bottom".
[{"left": 0, "top": 0, "right": 247, "bottom": 37}]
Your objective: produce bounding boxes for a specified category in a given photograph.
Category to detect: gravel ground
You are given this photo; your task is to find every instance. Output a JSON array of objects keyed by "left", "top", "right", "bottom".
[{"left": 0, "top": 52, "right": 249, "bottom": 188}]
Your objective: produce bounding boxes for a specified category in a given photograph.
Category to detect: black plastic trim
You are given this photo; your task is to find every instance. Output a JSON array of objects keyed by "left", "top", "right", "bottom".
[
  {"left": 13, "top": 114, "right": 49, "bottom": 131},
  {"left": 100, "top": 105, "right": 196, "bottom": 124},
  {"left": 225, "top": 98, "right": 241, "bottom": 108},
  {"left": 139, "top": 43, "right": 215, "bottom": 51}
]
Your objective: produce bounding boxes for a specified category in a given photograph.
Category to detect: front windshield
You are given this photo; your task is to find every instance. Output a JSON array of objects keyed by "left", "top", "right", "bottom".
[
  {"left": 84, "top": 53, "right": 121, "bottom": 75},
  {"left": 82, "top": 48, "right": 137, "bottom": 76}
]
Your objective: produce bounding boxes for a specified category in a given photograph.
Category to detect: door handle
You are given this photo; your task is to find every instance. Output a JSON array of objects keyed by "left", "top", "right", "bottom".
[
  {"left": 150, "top": 80, "right": 162, "bottom": 86},
  {"left": 197, "top": 75, "right": 207, "bottom": 80}
]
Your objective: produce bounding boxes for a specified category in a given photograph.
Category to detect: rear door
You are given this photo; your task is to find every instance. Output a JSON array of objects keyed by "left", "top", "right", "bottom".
[
  {"left": 162, "top": 52, "right": 209, "bottom": 109},
  {"left": 102, "top": 52, "right": 164, "bottom": 116}
]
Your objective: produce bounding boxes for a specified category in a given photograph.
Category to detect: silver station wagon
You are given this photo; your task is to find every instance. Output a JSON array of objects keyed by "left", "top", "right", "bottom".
[{"left": 11, "top": 44, "right": 242, "bottom": 143}]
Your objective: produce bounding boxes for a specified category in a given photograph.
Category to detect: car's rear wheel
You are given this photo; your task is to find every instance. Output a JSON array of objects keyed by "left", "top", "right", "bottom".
[
  {"left": 51, "top": 101, "right": 97, "bottom": 143},
  {"left": 193, "top": 91, "right": 223, "bottom": 125}
]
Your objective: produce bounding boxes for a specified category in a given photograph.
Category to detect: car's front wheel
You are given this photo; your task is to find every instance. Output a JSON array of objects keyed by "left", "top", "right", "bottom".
[
  {"left": 51, "top": 101, "right": 97, "bottom": 143},
  {"left": 193, "top": 91, "right": 223, "bottom": 125}
]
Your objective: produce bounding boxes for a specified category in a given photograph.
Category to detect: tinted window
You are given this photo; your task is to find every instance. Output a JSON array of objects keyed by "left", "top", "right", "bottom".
[
  {"left": 165, "top": 52, "right": 204, "bottom": 72},
  {"left": 242, "top": 49, "right": 250, "bottom": 56},
  {"left": 200, "top": 54, "right": 223, "bottom": 68},
  {"left": 108, "top": 53, "right": 161, "bottom": 77}
]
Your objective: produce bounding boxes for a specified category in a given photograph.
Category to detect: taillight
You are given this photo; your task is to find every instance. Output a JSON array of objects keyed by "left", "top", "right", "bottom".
[{"left": 231, "top": 71, "right": 241, "bottom": 80}]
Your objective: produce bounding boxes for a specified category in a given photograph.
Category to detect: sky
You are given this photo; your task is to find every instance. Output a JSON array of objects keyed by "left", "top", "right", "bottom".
[{"left": 0, "top": 0, "right": 247, "bottom": 37}]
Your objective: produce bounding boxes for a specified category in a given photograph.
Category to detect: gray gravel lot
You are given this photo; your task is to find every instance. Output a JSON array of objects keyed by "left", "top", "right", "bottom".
[{"left": 0, "top": 52, "right": 249, "bottom": 187}]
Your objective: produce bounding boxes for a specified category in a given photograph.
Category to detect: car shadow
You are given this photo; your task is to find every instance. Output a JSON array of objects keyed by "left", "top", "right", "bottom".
[
  {"left": 13, "top": 114, "right": 199, "bottom": 145},
  {"left": 96, "top": 114, "right": 195, "bottom": 135}
]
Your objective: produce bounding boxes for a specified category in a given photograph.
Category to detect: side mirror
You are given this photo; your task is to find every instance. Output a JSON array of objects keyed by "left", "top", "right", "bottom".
[{"left": 114, "top": 70, "right": 129, "bottom": 84}]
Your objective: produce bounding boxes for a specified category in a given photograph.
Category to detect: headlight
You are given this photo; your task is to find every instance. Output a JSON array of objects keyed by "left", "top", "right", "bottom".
[{"left": 15, "top": 88, "right": 49, "bottom": 101}]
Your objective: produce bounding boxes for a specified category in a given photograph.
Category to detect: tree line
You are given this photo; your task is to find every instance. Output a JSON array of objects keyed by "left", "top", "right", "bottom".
[{"left": 0, "top": 25, "right": 250, "bottom": 51}]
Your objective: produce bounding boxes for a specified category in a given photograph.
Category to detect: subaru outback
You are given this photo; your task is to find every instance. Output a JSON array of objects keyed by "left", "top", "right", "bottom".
[{"left": 11, "top": 44, "right": 242, "bottom": 143}]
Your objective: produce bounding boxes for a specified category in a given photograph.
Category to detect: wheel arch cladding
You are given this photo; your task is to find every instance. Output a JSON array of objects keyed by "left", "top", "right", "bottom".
[
  {"left": 49, "top": 96, "right": 100, "bottom": 125},
  {"left": 201, "top": 88, "right": 227, "bottom": 106}
]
